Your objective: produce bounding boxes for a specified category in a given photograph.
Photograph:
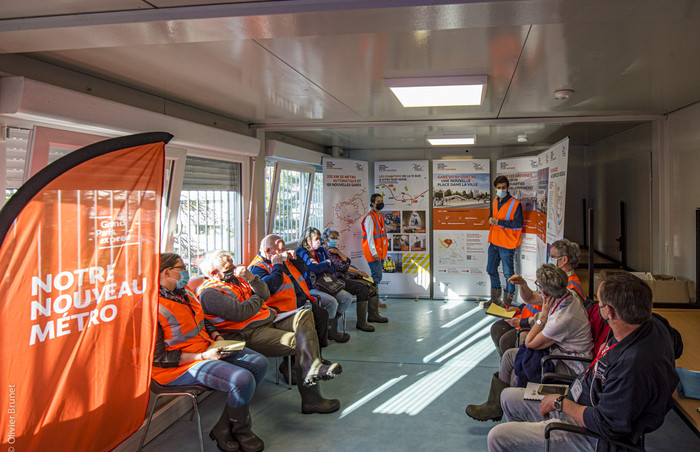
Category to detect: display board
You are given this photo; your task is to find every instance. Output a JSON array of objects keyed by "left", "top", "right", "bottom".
[
  {"left": 432, "top": 159, "right": 491, "bottom": 299},
  {"left": 322, "top": 157, "right": 370, "bottom": 273},
  {"left": 374, "top": 160, "right": 431, "bottom": 297}
]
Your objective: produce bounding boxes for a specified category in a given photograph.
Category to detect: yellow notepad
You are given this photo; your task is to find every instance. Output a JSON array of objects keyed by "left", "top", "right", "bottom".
[
  {"left": 485, "top": 303, "right": 516, "bottom": 319},
  {"left": 207, "top": 340, "right": 246, "bottom": 352}
]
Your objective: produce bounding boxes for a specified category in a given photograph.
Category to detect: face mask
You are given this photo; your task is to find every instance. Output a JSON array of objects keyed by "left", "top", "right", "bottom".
[
  {"left": 279, "top": 253, "right": 288, "bottom": 261},
  {"left": 375, "top": 202, "right": 384, "bottom": 211},
  {"left": 311, "top": 240, "right": 321, "bottom": 250},
  {"left": 496, "top": 189, "right": 507, "bottom": 199},
  {"left": 221, "top": 268, "right": 235, "bottom": 283},
  {"left": 327, "top": 239, "right": 338, "bottom": 248},
  {"left": 548, "top": 256, "right": 560, "bottom": 267},
  {"left": 176, "top": 269, "right": 190, "bottom": 289}
]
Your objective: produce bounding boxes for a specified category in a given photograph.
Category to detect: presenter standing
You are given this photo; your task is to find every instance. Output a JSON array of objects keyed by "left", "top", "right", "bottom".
[
  {"left": 361, "top": 194, "right": 389, "bottom": 286},
  {"left": 484, "top": 176, "right": 523, "bottom": 308}
]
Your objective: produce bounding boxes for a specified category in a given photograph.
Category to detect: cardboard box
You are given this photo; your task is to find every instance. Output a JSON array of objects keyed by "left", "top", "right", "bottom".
[{"left": 593, "top": 272, "right": 695, "bottom": 303}]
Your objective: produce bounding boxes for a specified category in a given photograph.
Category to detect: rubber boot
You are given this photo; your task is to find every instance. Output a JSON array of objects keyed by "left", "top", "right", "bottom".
[
  {"left": 296, "top": 365, "right": 341, "bottom": 414},
  {"left": 327, "top": 314, "right": 350, "bottom": 343},
  {"left": 295, "top": 325, "right": 342, "bottom": 385},
  {"left": 465, "top": 372, "right": 509, "bottom": 421},
  {"left": 482, "top": 288, "right": 503, "bottom": 309},
  {"left": 209, "top": 405, "right": 239, "bottom": 452},
  {"left": 502, "top": 291, "right": 514, "bottom": 308},
  {"left": 367, "top": 295, "right": 388, "bottom": 323},
  {"left": 228, "top": 405, "right": 264, "bottom": 452},
  {"left": 279, "top": 356, "right": 296, "bottom": 385},
  {"left": 355, "top": 300, "right": 375, "bottom": 332}
]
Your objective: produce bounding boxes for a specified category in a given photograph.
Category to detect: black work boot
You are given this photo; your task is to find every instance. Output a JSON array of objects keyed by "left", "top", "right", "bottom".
[
  {"left": 295, "top": 325, "right": 342, "bottom": 385},
  {"left": 367, "top": 295, "right": 388, "bottom": 323},
  {"left": 295, "top": 365, "right": 341, "bottom": 414},
  {"left": 355, "top": 300, "right": 375, "bottom": 332},
  {"left": 328, "top": 314, "right": 350, "bottom": 342},
  {"left": 228, "top": 405, "right": 264, "bottom": 452},
  {"left": 209, "top": 405, "right": 239, "bottom": 452}
]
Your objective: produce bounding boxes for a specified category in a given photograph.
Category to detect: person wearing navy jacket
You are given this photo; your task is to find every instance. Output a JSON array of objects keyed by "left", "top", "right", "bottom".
[{"left": 488, "top": 271, "right": 682, "bottom": 452}]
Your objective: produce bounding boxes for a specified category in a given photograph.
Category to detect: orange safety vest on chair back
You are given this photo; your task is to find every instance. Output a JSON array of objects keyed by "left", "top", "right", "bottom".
[
  {"left": 361, "top": 210, "right": 388, "bottom": 261},
  {"left": 152, "top": 288, "right": 213, "bottom": 384},
  {"left": 196, "top": 278, "right": 274, "bottom": 330},
  {"left": 488, "top": 197, "right": 522, "bottom": 249},
  {"left": 248, "top": 256, "right": 308, "bottom": 312}
]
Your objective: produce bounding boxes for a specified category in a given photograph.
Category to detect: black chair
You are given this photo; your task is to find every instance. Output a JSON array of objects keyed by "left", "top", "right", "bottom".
[
  {"left": 137, "top": 380, "right": 210, "bottom": 452},
  {"left": 545, "top": 422, "right": 646, "bottom": 451},
  {"left": 540, "top": 354, "right": 592, "bottom": 384}
]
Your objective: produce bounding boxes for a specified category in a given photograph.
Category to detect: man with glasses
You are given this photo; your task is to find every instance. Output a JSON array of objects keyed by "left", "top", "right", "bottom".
[{"left": 487, "top": 271, "right": 682, "bottom": 452}]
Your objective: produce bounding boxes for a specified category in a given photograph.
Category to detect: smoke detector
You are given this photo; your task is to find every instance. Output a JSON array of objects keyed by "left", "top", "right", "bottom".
[
  {"left": 517, "top": 134, "right": 528, "bottom": 143},
  {"left": 554, "top": 89, "right": 574, "bottom": 100}
]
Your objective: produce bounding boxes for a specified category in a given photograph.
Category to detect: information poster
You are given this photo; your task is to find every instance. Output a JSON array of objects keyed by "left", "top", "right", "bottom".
[
  {"left": 374, "top": 160, "right": 430, "bottom": 297},
  {"left": 322, "top": 157, "right": 370, "bottom": 274},
  {"left": 432, "top": 159, "right": 491, "bottom": 299},
  {"left": 544, "top": 138, "right": 569, "bottom": 249}
]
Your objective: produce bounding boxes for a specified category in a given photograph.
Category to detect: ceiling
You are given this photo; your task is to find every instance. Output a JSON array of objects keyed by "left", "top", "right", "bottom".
[{"left": 1, "top": 0, "right": 699, "bottom": 151}]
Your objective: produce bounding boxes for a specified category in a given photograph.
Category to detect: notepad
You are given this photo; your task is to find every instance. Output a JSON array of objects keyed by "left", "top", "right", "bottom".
[
  {"left": 485, "top": 303, "right": 516, "bottom": 319},
  {"left": 207, "top": 340, "right": 246, "bottom": 352},
  {"left": 676, "top": 367, "right": 700, "bottom": 399}
]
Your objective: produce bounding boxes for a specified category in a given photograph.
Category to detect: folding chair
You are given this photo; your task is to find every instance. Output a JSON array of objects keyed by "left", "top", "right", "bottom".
[{"left": 137, "top": 380, "right": 209, "bottom": 452}]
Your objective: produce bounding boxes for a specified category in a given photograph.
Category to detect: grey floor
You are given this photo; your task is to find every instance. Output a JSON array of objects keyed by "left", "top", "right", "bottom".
[{"left": 143, "top": 299, "right": 700, "bottom": 451}]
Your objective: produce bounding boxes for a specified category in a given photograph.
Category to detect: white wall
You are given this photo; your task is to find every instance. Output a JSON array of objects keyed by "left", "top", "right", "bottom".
[
  {"left": 665, "top": 102, "right": 700, "bottom": 281},
  {"left": 588, "top": 124, "right": 653, "bottom": 271}
]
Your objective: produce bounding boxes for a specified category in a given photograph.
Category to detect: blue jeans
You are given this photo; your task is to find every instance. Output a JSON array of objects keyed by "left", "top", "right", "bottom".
[
  {"left": 487, "top": 243, "right": 516, "bottom": 293},
  {"left": 368, "top": 259, "right": 384, "bottom": 285},
  {"left": 168, "top": 347, "right": 268, "bottom": 408},
  {"left": 310, "top": 288, "right": 352, "bottom": 318}
]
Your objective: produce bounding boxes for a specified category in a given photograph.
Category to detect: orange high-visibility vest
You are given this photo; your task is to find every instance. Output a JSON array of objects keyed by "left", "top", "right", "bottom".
[
  {"left": 515, "top": 303, "right": 542, "bottom": 330},
  {"left": 197, "top": 278, "right": 274, "bottom": 331},
  {"left": 152, "top": 288, "right": 213, "bottom": 384},
  {"left": 568, "top": 273, "right": 585, "bottom": 300},
  {"left": 248, "top": 256, "right": 309, "bottom": 312},
  {"left": 361, "top": 210, "right": 388, "bottom": 261},
  {"left": 488, "top": 197, "right": 522, "bottom": 249}
]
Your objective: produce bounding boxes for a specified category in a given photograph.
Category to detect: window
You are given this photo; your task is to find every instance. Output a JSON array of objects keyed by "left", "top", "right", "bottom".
[
  {"left": 4, "top": 126, "right": 31, "bottom": 203},
  {"left": 173, "top": 156, "right": 242, "bottom": 274},
  {"left": 265, "top": 161, "right": 321, "bottom": 244}
]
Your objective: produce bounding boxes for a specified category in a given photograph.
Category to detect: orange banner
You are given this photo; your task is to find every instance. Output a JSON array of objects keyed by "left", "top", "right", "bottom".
[
  {"left": 0, "top": 133, "right": 169, "bottom": 451},
  {"left": 433, "top": 208, "right": 490, "bottom": 230}
]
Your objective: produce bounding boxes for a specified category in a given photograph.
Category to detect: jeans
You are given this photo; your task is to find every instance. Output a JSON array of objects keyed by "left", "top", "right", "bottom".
[
  {"left": 367, "top": 259, "right": 384, "bottom": 285},
  {"left": 168, "top": 347, "right": 268, "bottom": 408},
  {"left": 487, "top": 243, "right": 516, "bottom": 293},
  {"left": 310, "top": 288, "right": 352, "bottom": 318},
  {"left": 487, "top": 388, "right": 596, "bottom": 452}
]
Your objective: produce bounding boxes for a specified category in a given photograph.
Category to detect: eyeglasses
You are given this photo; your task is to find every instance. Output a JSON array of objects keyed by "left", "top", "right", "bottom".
[{"left": 170, "top": 265, "right": 187, "bottom": 271}]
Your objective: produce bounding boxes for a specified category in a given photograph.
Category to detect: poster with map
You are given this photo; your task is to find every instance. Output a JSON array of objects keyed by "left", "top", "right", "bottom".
[
  {"left": 323, "top": 157, "right": 370, "bottom": 274},
  {"left": 375, "top": 160, "right": 430, "bottom": 297},
  {"left": 433, "top": 159, "right": 491, "bottom": 299},
  {"left": 544, "top": 138, "right": 569, "bottom": 248}
]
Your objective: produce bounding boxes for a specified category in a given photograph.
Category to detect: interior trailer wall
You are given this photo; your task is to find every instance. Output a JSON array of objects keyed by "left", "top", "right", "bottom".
[
  {"left": 588, "top": 124, "right": 653, "bottom": 272},
  {"left": 665, "top": 102, "right": 700, "bottom": 281}
]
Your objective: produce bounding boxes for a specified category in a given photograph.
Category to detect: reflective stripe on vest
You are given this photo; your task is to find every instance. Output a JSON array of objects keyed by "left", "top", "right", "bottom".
[
  {"left": 488, "top": 197, "right": 522, "bottom": 249},
  {"left": 515, "top": 303, "right": 542, "bottom": 330},
  {"left": 249, "top": 256, "right": 304, "bottom": 312},
  {"left": 152, "top": 291, "right": 212, "bottom": 384},
  {"left": 568, "top": 274, "right": 585, "bottom": 300},
  {"left": 197, "top": 278, "right": 274, "bottom": 330},
  {"left": 361, "top": 210, "right": 388, "bottom": 261}
]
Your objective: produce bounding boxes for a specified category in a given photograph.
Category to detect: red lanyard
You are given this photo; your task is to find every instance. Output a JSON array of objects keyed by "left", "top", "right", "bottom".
[
  {"left": 585, "top": 341, "right": 617, "bottom": 375},
  {"left": 549, "top": 292, "right": 570, "bottom": 315}
]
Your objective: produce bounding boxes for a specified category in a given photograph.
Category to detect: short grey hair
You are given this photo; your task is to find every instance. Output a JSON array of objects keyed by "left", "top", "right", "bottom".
[
  {"left": 598, "top": 271, "right": 652, "bottom": 324},
  {"left": 198, "top": 250, "right": 232, "bottom": 276},
  {"left": 551, "top": 239, "right": 580, "bottom": 267},
  {"left": 321, "top": 227, "right": 339, "bottom": 244},
  {"left": 536, "top": 263, "right": 569, "bottom": 298}
]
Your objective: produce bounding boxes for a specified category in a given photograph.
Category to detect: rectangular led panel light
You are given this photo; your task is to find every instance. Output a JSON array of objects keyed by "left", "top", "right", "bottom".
[
  {"left": 426, "top": 135, "right": 476, "bottom": 146},
  {"left": 386, "top": 76, "right": 487, "bottom": 107}
]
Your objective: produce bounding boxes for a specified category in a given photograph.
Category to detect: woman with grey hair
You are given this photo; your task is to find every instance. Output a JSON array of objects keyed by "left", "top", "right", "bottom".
[{"left": 466, "top": 263, "right": 592, "bottom": 422}]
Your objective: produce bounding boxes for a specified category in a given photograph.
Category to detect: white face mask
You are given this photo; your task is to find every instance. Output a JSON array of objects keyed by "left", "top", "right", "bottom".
[
  {"left": 548, "top": 256, "right": 560, "bottom": 267},
  {"left": 496, "top": 189, "right": 507, "bottom": 199}
]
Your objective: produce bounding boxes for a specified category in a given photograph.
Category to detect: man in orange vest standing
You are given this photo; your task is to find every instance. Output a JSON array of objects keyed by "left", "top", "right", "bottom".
[
  {"left": 484, "top": 176, "right": 523, "bottom": 308},
  {"left": 362, "top": 193, "right": 389, "bottom": 286}
]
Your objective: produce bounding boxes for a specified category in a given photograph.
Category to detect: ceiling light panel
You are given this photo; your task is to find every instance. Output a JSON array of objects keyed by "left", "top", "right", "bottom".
[{"left": 386, "top": 76, "right": 487, "bottom": 107}]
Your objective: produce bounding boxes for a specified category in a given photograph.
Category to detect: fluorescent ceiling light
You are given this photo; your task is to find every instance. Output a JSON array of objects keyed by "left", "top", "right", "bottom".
[
  {"left": 426, "top": 135, "right": 476, "bottom": 146},
  {"left": 386, "top": 76, "right": 487, "bottom": 107}
]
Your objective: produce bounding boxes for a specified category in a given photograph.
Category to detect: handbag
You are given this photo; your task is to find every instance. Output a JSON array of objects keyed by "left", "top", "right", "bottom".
[{"left": 313, "top": 272, "right": 345, "bottom": 295}]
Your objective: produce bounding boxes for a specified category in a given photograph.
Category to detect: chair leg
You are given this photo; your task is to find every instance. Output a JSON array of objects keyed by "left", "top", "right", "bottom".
[
  {"left": 137, "top": 394, "right": 163, "bottom": 452},
  {"left": 187, "top": 393, "right": 204, "bottom": 452},
  {"left": 275, "top": 356, "right": 280, "bottom": 385}
]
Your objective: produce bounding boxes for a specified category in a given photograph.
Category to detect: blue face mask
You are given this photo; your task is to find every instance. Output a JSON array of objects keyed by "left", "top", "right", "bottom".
[
  {"left": 548, "top": 256, "right": 560, "bottom": 267},
  {"left": 176, "top": 269, "right": 190, "bottom": 289},
  {"left": 496, "top": 189, "right": 507, "bottom": 199},
  {"left": 327, "top": 239, "right": 338, "bottom": 248}
]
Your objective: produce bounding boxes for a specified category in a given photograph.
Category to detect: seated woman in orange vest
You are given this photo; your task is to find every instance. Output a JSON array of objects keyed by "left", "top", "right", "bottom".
[
  {"left": 153, "top": 253, "right": 268, "bottom": 452},
  {"left": 197, "top": 250, "right": 343, "bottom": 415},
  {"left": 490, "top": 238, "right": 585, "bottom": 355}
]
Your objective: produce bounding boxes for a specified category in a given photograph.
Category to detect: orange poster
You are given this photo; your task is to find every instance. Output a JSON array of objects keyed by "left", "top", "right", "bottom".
[{"left": 0, "top": 132, "right": 170, "bottom": 451}]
